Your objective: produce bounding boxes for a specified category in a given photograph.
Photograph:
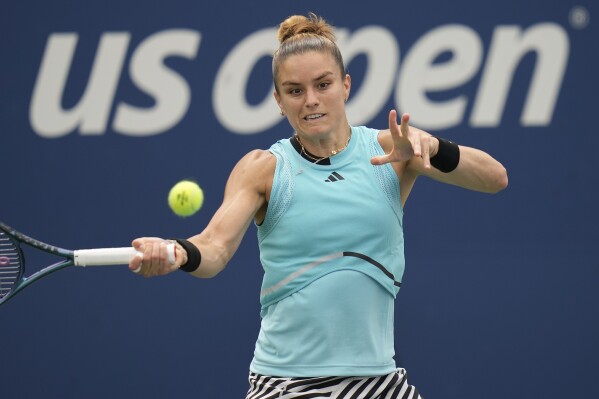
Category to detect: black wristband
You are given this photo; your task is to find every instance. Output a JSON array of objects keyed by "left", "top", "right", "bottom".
[
  {"left": 430, "top": 136, "right": 460, "bottom": 173},
  {"left": 171, "top": 238, "right": 202, "bottom": 273}
]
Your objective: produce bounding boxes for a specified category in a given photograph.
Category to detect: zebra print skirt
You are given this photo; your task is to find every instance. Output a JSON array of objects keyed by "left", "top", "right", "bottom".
[{"left": 246, "top": 368, "right": 422, "bottom": 399}]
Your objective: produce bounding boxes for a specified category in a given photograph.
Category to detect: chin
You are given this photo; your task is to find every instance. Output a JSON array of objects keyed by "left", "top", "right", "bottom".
[{"left": 299, "top": 121, "right": 330, "bottom": 135}]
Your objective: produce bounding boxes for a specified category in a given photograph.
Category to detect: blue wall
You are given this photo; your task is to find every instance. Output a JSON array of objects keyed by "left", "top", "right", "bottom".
[{"left": 1, "top": 1, "right": 597, "bottom": 397}]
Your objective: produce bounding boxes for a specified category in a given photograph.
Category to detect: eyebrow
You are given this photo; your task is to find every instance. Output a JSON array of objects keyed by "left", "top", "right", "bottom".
[{"left": 280, "top": 71, "right": 335, "bottom": 87}]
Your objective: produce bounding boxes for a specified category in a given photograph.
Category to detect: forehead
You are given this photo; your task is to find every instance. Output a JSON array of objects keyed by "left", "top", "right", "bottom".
[{"left": 277, "top": 51, "right": 340, "bottom": 83}]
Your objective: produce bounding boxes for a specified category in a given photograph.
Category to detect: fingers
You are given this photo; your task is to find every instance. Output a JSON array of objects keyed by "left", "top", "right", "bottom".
[
  {"left": 399, "top": 112, "right": 410, "bottom": 135},
  {"left": 387, "top": 110, "right": 405, "bottom": 150},
  {"left": 388, "top": 109, "right": 399, "bottom": 137},
  {"left": 130, "top": 254, "right": 143, "bottom": 273},
  {"left": 129, "top": 238, "right": 176, "bottom": 277},
  {"left": 371, "top": 154, "right": 393, "bottom": 165},
  {"left": 129, "top": 239, "right": 144, "bottom": 273},
  {"left": 382, "top": 110, "right": 435, "bottom": 168},
  {"left": 397, "top": 112, "right": 421, "bottom": 158}
]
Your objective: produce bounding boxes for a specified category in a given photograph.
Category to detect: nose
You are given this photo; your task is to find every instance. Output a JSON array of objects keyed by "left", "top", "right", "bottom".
[{"left": 304, "top": 88, "right": 319, "bottom": 108}]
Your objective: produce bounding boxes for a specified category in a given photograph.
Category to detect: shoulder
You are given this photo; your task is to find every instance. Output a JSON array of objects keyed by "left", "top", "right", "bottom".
[
  {"left": 240, "top": 148, "right": 276, "bottom": 164},
  {"left": 375, "top": 128, "right": 393, "bottom": 153},
  {"left": 351, "top": 125, "right": 393, "bottom": 153},
  {"left": 229, "top": 150, "right": 277, "bottom": 221},
  {"left": 373, "top": 128, "right": 413, "bottom": 182},
  {"left": 232, "top": 149, "right": 276, "bottom": 179},
  {"left": 226, "top": 149, "right": 276, "bottom": 194}
]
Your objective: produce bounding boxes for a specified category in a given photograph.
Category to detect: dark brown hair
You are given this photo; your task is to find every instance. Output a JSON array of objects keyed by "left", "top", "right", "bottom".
[{"left": 272, "top": 13, "right": 346, "bottom": 92}]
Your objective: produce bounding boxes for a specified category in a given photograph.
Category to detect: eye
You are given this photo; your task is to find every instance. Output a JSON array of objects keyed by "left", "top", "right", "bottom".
[
  {"left": 288, "top": 88, "right": 302, "bottom": 95},
  {"left": 318, "top": 82, "right": 330, "bottom": 89}
]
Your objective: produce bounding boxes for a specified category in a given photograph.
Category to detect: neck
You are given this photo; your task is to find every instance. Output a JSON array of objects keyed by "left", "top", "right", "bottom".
[{"left": 294, "top": 128, "right": 352, "bottom": 161}]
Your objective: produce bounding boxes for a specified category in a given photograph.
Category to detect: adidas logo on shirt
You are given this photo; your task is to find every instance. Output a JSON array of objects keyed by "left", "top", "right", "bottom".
[{"left": 325, "top": 172, "right": 345, "bottom": 182}]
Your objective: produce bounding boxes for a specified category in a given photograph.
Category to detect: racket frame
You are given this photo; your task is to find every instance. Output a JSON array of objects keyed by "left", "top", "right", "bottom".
[
  {"left": 1, "top": 222, "right": 77, "bottom": 303},
  {"left": 0, "top": 222, "right": 173, "bottom": 306}
]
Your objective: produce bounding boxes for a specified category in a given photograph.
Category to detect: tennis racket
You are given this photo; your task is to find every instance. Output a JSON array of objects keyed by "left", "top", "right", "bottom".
[{"left": 0, "top": 221, "right": 175, "bottom": 306}]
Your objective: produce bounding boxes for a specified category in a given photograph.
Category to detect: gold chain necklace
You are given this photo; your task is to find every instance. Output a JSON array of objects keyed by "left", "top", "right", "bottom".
[{"left": 295, "top": 131, "right": 352, "bottom": 163}]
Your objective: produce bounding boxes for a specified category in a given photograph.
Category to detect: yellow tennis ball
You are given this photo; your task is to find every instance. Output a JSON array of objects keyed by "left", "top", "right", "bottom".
[{"left": 168, "top": 180, "right": 204, "bottom": 217}]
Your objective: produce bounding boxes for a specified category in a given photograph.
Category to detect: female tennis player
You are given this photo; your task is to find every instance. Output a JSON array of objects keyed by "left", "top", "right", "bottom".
[{"left": 130, "top": 13, "right": 508, "bottom": 398}]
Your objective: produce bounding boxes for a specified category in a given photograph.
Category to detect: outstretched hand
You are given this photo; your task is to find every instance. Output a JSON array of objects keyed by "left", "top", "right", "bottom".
[{"left": 370, "top": 110, "right": 433, "bottom": 169}]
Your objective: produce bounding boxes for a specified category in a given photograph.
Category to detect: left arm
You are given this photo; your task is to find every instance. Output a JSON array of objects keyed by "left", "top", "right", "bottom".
[
  {"left": 372, "top": 110, "right": 508, "bottom": 194},
  {"left": 410, "top": 142, "right": 508, "bottom": 194}
]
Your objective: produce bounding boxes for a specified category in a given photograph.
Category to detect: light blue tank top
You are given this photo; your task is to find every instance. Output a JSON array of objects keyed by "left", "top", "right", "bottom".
[
  {"left": 251, "top": 270, "right": 397, "bottom": 377},
  {"left": 251, "top": 126, "right": 404, "bottom": 377}
]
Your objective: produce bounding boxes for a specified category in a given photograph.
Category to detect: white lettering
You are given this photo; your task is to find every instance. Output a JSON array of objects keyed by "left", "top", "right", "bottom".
[
  {"left": 396, "top": 25, "right": 483, "bottom": 130},
  {"left": 30, "top": 32, "right": 130, "bottom": 138},
  {"left": 213, "top": 28, "right": 279, "bottom": 134},
  {"left": 337, "top": 26, "right": 399, "bottom": 126},
  {"left": 30, "top": 21, "right": 571, "bottom": 137},
  {"left": 113, "top": 29, "right": 201, "bottom": 136},
  {"left": 471, "top": 23, "right": 569, "bottom": 127}
]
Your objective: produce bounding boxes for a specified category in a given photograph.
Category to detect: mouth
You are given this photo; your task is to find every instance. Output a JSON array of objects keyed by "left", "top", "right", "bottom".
[{"left": 303, "top": 113, "right": 325, "bottom": 121}]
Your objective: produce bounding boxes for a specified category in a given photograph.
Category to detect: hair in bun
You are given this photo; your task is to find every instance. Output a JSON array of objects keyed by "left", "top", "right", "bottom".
[{"left": 272, "top": 13, "right": 345, "bottom": 92}]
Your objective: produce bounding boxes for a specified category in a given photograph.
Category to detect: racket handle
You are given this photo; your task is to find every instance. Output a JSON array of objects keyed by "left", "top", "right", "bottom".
[{"left": 73, "top": 244, "right": 175, "bottom": 266}]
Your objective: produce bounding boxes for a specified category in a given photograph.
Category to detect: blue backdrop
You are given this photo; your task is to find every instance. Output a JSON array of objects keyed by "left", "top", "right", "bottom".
[{"left": 1, "top": 1, "right": 597, "bottom": 398}]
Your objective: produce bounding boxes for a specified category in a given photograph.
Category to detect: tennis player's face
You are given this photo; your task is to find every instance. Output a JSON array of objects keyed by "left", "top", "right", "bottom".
[{"left": 274, "top": 51, "right": 350, "bottom": 139}]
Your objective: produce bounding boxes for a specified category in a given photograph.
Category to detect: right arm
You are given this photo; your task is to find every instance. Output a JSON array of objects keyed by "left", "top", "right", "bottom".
[{"left": 130, "top": 149, "right": 275, "bottom": 278}]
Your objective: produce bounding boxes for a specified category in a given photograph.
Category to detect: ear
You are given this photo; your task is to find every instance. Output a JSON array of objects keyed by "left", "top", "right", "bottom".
[
  {"left": 344, "top": 74, "right": 351, "bottom": 102},
  {"left": 273, "top": 91, "right": 285, "bottom": 115}
]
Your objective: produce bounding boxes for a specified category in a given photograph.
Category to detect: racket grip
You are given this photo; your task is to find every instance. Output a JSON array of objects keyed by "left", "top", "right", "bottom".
[{"left": 74, "top": 244, "right": 176, "bottom": 266}]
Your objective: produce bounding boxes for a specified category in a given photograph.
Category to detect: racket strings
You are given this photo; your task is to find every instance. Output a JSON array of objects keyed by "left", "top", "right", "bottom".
[{"left": 0, "top": 232, "right": 23, "bottom": 299}]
